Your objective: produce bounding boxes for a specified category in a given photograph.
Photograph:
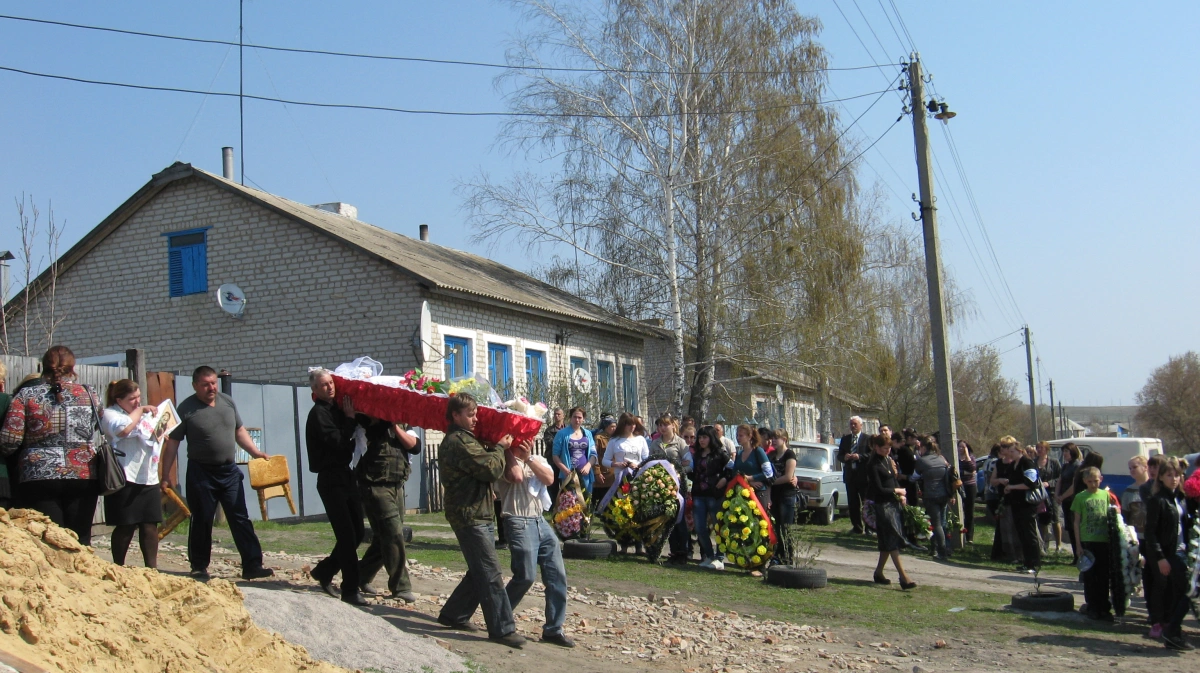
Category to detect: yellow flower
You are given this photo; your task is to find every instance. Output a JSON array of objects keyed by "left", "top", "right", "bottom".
[
  {"left": 739, "top": 515, "right": 748, "bottom": 523},
  {"left": 748, "top": 501, "right": 758, "bottom": 512},
  {"left": 742, "top": 531, "right": 750, "bottom": 540},
  {"left": 751, "top": 555, "right": 761, "bottom": 565},
  {"left": 742, "top": 527, "right": 751, "bottom": 537},
  {"left": 715, "top": 512, "right": 723, "bottom": 521},
  {"left": 736, "top": 556, "right": 747, "bottom": 567},
  {"left": 718, "top": 543, "right": 726, "bottom": 553},
  {"left": 740, "top": 488, "right": 751, "bottom": 498},
  {"left": 756, "top": 545, "right": 767, "bottom": 555},
  {"left": 726, "top": 489, "right": 734, "bottom": 498},
  {"left": 722, "top": 500, "right": 730, "bottom": 509}
]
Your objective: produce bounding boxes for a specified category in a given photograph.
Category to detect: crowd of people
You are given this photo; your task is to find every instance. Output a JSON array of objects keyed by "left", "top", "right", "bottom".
[
  {"left": 2, "top": 347, "right": 1195, "bottom": 652},
  {"left": 0, "top": 346, "right": 276, "bottom": 582}
]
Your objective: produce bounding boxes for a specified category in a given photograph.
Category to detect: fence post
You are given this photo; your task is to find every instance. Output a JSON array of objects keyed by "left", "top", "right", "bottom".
[{"left": 125, "top": 348, "right": 147, "bottom": 396}]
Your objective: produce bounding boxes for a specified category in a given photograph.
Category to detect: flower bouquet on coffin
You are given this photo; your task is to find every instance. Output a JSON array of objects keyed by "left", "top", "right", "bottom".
[
  {"left": 328, "top": 358, "right": 544, "bottom": 444},
  {"left": 551, "top": 471, "right": 591, "bottom": 541},
  {"left": 629, "top": 461, "right": 681, "bottom": 562},
  {"left": 714, "top": 475, "right": 776, "bottom": 571}
]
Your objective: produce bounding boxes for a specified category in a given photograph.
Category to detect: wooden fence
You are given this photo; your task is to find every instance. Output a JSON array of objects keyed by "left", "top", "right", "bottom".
[{"left": 1, "top": 354, "right": 134, "bottom": 400}]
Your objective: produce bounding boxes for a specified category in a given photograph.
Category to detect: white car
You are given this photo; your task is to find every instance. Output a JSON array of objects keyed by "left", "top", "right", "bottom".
[{"left": 789, "top": 441, "right": 846, "bottom": 525}]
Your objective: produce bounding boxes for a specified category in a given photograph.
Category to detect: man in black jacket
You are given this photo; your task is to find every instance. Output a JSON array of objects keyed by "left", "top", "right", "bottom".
[
  {"left": 837, "top": 416, "right": 870, "bottom": 534},
  {"left": 305, "top": 369, "right": 368, "bottom": 605}
]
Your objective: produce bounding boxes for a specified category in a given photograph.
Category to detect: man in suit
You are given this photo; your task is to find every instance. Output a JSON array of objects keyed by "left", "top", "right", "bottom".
[{"left": 837, "top": 416, "right": 870, "bottom": 534}]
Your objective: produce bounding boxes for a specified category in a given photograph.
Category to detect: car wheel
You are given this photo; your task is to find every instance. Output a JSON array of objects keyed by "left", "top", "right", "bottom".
[
  {"left": 815, "top": 494, "right": 836, "bottom": 525},
  {"left": 765, "top": 565, "right": 828, "bottom": 589},
  {"left": 1010, "top": 590, "right": 1073, "bottom": 612}
]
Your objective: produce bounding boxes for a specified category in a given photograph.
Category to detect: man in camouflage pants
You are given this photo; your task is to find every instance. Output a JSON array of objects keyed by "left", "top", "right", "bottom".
[{"left": 436, "top": 393, "right": 528, "bottom": 649}]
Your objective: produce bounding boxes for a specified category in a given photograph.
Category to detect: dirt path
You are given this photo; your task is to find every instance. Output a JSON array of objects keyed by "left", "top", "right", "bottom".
[{"left": 88, "top": 528, "right": 1195, "bottom": 673}]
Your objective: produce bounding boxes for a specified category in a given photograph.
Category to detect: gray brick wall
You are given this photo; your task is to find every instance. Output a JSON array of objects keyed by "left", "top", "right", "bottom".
[{"left": 5, "top": 177, "right": 424, "bottom": 382}]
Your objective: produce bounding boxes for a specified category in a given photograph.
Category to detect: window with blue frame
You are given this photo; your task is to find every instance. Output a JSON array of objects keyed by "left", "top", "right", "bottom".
[
  {"left": 622, "top": 364, "right": 638, "bottom": 414},
  {"left": 444, "top": 336, "right": 472, "bottom": 379},
  {"left": 488, "top": 343, "right": 512, "bottom": 398},
  {"left": 163, "top": 228, "right": 209, "bottom": 296},
  {"left": 597, "top": 361, "right": 615, "bottom": 412},
  {"left": 525, "top": 349, "right": 547, "bottom": 402}
]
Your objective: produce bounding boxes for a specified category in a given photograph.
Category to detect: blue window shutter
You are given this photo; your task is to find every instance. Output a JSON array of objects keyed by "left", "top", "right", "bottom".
[
  {"left": 180, "top": 244, "right": 208, "bottom": 295},
  {"left": 168, "top": 248, "right": 184, "bottom": 296}
]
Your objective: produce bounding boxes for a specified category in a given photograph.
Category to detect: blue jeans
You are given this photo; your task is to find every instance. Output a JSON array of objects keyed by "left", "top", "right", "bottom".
[
  {"left": 692, "top": 496, "right": 719, "bottom": 561},
  {"left": 439, "top": 523, "right": 516, "bottom": 638},
  {"left": 502, "top": 516, "right": 567, "bottom": 637},
  {"left": 925, "top": 496, "right": 949, "bottom": 557}
]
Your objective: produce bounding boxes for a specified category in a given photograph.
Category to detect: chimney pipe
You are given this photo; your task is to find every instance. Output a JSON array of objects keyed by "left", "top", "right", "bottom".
[
  {"left": 222, "top": 147, "right": 234, "bottom": 180},
  {"left": 419, "top": 224, "right": 429, "bottom": 242}
]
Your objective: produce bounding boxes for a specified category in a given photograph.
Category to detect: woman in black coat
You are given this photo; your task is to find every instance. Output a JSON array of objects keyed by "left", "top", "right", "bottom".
[
  {"left": 1143, "top": 457, "right": 1194, "bottom": 651},
  {"left": 865, "top": 434, "right": 916, "bottom": 589},
  {"left": 994, "top": 436, "right": 1042, "bottom": 574}
]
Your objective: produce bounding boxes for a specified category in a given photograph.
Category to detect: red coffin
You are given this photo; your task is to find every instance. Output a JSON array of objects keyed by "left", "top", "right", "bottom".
[{"left": 331, "top": 375, "right": 544, "bottom": 445}]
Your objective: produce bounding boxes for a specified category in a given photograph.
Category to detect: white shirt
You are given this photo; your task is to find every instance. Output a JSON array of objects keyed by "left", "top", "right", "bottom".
[
  {"left": 603, "top": 435, "right": 650, "bottom": 469},
  {"left": 101, "top": 406, "right": 161, "bottom": 485}
]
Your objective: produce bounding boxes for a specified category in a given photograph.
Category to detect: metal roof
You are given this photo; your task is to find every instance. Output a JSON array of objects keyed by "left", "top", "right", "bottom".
[{"left": 6, "top": 162, "right": 662, "bottom": 339}]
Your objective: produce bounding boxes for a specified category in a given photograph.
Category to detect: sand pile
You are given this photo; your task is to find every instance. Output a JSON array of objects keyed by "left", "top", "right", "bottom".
[{"left": 0, "top": 508, "right": 349, "bottom": 673}]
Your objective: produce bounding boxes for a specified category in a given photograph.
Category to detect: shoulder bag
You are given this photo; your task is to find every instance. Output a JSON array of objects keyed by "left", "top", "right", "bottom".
[
  {"left": 1024, "top": 480, "right": 1050, "bottom": 506},
  {"left": 86, "top": 388, "right": 127, "bottom": 497}
]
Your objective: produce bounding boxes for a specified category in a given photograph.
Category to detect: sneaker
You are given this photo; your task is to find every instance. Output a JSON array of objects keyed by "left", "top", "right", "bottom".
[
  {"left": 541, "top": 632, "right": 576, "bottom": 648},
  {"left": 710, "top": 559, "right": 725, "bottom": 571},
  {"left": 188, "top": 568, "right": 211, "bottom": 582},
  {"left": 698, "top": 558, "right": 714, "bottom": 569},
  {"left": 490, "top": 632, "right": 526, "bottom": 649},
  {"left": 242, "top": 566, "right": 275, "bottom": 580},
  {"left": 1149, "top": 623, "right": 1163, "bottom": 639},
  {"left": 1163, "top": 633, "right": 1194, "bottom": 651}
]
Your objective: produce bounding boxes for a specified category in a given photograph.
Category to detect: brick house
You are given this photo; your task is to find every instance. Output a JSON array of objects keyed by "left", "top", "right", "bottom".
[
  {"left": 3, "top": 162, "right": 662, "bottom": 514},
  {"left": 4, "top": 161, "right": 658, "bottom": 402}
]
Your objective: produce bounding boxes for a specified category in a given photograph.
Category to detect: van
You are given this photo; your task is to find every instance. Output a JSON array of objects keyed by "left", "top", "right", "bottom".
[{"left": 1047, "top": 437, "right": 1163, "bottom": 496}]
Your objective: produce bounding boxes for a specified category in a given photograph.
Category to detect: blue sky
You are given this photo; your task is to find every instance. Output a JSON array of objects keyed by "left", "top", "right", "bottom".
[{"left": 0, "top": 1, "right": 1196, "bottom": 408}]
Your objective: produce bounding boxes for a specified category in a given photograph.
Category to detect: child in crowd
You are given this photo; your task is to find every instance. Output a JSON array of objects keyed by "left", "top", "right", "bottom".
[{"left": 1070, "top": 466, "right": 1114, "bottom": 621}]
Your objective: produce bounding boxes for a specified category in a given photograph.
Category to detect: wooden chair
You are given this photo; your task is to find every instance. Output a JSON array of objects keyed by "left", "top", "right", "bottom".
[{"left": 248, "top": 455, "right": 297, "bottom": 521}]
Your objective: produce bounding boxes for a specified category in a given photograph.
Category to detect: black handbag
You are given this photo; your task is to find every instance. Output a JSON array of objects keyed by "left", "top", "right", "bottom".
[
  {"left": 86, "top": 390, "right": 127, "bottom": 497},
  {"left": 1024, "top": 481, "right": 1049, "bottom": 506}
]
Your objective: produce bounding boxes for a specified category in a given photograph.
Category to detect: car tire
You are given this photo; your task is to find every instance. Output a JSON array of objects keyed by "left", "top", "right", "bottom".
[
  {"left": 765, "top": 565, "right": 828, "bottom": 589},
  {"left": 561, "top": 539, "right": 615, "bottom": 560},
  {"left": 1010, "top": 590, "right": 1073, "bottom": 612},
  {"left": 815, "top": 494, "right": 837, "bottom": 525}
]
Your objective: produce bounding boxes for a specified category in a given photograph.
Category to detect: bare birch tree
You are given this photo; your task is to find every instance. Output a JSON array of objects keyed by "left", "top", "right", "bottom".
[
  {"left": 466, "top": 0, "right": 846, "bottom": 416},
  {"left": 4, "top": 195, "right": 65, "bottom": 356}
]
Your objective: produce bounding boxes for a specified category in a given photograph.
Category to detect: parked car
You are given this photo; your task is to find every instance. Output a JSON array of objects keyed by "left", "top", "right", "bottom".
[
  {"left": 789, "top": 441, "right": 846, "bottom": 525},
  {"left": 974, "top": 455, "right": 994, "bottom": 493}
]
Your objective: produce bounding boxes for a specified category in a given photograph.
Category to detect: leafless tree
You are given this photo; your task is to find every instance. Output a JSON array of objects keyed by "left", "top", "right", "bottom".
[
  {"left": 4, "top": 195, "right": 65, "bottom": 356},
  {"left": 1134, "top": 351, "right": 1200, "bottom": 454}
]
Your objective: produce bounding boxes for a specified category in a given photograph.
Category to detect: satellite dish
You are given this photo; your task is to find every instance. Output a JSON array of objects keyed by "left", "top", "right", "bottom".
[
  {"left": 419, "top": 301, "right": 432, "bottom": 362},
  {"left": 572, "top": 367, "right": 592, "bottom": 394},
  {"left": 216, "top": 283, "right": 246, "bottom": 318}
]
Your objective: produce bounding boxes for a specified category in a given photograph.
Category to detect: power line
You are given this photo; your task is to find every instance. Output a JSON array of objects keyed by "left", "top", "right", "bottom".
[
  {"left": 850, "top": 0, "right": 900, "bottom": 65},
  {"left": 0, "top": 64, "right": 895, "bottom": 118},
  {"left": 885, "top": 0, "right": 918, "bottom": 52},
  {"left": 0, "top": 13, "right": 897, "bottom": 77},
  {"left": 874, "top": 0, "right": 910, "bottom": 54}
]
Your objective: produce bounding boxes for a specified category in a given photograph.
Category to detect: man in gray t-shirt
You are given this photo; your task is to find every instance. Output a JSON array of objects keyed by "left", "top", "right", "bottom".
[{"left": 161, "top": 366, "right": 272, "bottom": 581}]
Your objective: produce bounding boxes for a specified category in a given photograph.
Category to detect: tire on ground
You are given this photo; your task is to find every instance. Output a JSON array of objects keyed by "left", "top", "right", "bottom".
[
  {"left": 1010, "top": 590, "right": 1074, "bottom": 612},
  {"left": 765, "top": 565, "right": 828, "bottom": 589},
  {"left": 561, "top": 539, "right": 615, "bottom": 560}
]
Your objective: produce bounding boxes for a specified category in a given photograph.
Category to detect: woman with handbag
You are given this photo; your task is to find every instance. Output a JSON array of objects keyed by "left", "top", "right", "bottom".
[
  {"left": 0, "top": 346, "right": 101, "bottom": 545},
  {"left": 100, "top": 379, "right": 164, "bottom": 568}
]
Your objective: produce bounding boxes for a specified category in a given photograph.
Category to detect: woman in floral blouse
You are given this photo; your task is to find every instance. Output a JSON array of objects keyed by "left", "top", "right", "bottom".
[{"left": 0, "top": 346, "right": 101, "bottom": 544}]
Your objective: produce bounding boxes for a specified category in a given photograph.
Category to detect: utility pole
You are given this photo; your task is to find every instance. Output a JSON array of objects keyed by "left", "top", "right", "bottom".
[
  {"left": 1024, "top": 325, "right": 1038, "bottom": 444},
  {"left": 1059, "top": 401, "right": 1066, "bottom": 438},
  {"left": 907, "top": 55, "right": 961, "bottom": 547},
  {"left": 1048, "top": 379, "right": 1056, "bottom": 440},
  {"left": 239, "top": 0, "right": 245, "bottom": 186}
]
